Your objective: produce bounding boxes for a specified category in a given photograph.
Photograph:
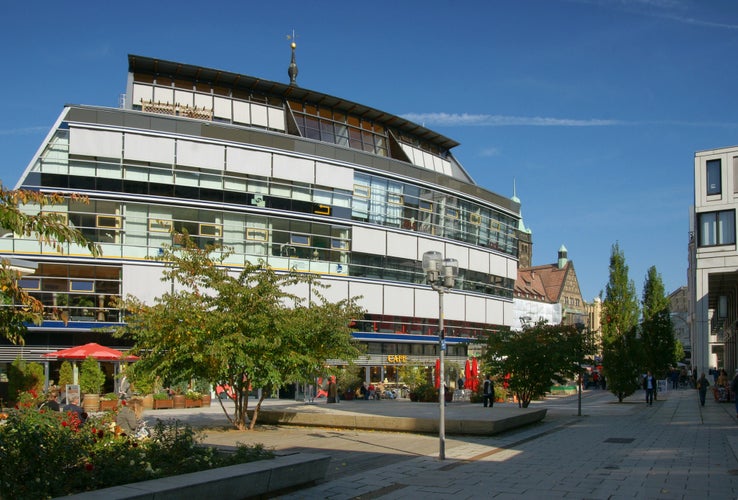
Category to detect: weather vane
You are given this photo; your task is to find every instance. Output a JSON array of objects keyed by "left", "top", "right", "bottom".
[
  {"left": 287, "top": 29, "right": 299, "bottom": 86},
  {"left": 286, "top": 30, "right": 298, "bottom": 48}
]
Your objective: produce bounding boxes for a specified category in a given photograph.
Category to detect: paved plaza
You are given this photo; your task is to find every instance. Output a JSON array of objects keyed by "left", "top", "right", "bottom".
[{"left": 145, "top": 388, "right": 738, "bottom": 499}]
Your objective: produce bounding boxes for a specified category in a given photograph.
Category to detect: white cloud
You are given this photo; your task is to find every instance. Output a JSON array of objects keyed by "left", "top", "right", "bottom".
[
  {"left": 0, "top": 126, "right": 48, "bottom": 136},
  {"left": 479, "top": 147, "right": 501, "bottom": 157},
  {"left": 401, "top": 112, "right": 621, "bottom": 127},
  {"left": 570, "top": 0, "right": 738, "bottom": 30}
]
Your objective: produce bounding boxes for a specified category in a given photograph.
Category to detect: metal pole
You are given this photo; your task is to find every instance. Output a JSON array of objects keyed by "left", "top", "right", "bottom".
[{"left": 438, "top": 288, "right": 446, "bottom": 461}]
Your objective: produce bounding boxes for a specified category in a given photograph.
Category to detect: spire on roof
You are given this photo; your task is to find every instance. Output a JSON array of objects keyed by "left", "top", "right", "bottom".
[
  {"left": 511, "top": 178, "right": 531, "bottom": 234},
  {"left": 558, "top": 244, "right": 568, "bottom": 269},
  {"left": 287, "top": 30, "right": 299, "bottom": 86}
]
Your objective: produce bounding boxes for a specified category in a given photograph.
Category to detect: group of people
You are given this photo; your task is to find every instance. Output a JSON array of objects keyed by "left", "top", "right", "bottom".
[
  {"left": 39, "top": 388, "right": 88, "bottom": 423},
  {"left": 357, "top": 381, "right": 397, "bottom": 400},
  {"left": 38, "top": 378, "right": 147, "bottom": 438},
  {"left": 697, "top": 368, "right": 738, "bottom": 415}
]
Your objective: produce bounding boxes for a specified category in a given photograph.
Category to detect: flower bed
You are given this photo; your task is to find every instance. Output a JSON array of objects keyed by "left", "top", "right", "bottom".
[{"left": 0, "top": 392, "right": 274, "bottom": 499}]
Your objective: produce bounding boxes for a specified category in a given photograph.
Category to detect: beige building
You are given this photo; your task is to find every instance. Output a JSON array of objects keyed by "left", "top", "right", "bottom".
[{"left": 690, "top": 145, "right": 738, "bottom": 374}]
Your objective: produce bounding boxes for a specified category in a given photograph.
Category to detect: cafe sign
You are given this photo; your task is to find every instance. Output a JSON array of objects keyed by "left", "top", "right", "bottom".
[{"left": 386, "top": 354, "right": 408, "bottom": 363}]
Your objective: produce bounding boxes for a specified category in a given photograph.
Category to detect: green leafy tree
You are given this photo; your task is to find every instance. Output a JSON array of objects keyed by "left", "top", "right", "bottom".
[
  {"left": 398, "top": 365, "right": 429, "bottom": 391},
  {"left": 674, "top": 340, "right": 686, "bottom": 364},
  {"left": 0, "top": 187, "right": 101, "bottom": 344},
  {"left": 641, "top": 266, "right": 676, "bottom": 379},
  {"left": 120, "top": 234, "right": 364, "bottom": 430},
  {"left": 601, "top": 243, "right": 641, "bottom": 402},
  {"left": 482, "top": 321, "right": 580, "bottom": 408},
  {"left": 78, "top": 356, "right": 105, "bottom": 394}
]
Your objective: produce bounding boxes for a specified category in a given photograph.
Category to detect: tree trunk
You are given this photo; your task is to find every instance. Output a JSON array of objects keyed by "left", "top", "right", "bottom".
[
  {"left": 248, "top": 393, "right": 267, "bottom": 430},
  {"left": 234, "top": 386, "right": 250, "bottom": 430}
]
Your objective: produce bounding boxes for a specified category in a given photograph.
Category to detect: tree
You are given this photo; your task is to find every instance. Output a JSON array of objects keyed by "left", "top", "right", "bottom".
[
  {"left": 482, "top": 321, "right": 581, "bottom": 408},
  {"left": 601, "top": 243, "right": 641, "bottom": 402},
  {"left": 0, "top": 187, "right": 101, "bottom": 344},
  {"left": 674, "top": 340, "right": 686, "bottom": 364},
  {"left": 119, "top": 235, "right": 364, "bottom": 430},
  {"left": 641, "top": 266, "right": 676, "bottom": 379}
]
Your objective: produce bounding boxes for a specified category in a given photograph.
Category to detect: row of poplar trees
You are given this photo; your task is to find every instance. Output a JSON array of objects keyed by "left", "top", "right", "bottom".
[{"left": 602, "top": 242, "right": 679, "bottom": 402}]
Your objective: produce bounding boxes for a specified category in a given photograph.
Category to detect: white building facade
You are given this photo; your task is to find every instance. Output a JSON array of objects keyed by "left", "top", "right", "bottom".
[
  {"left": 690, "top": 146, "right": 738, "bottom": 375},
  {"left": 1, "top": 54, "right": 521, "bottom": 387}
]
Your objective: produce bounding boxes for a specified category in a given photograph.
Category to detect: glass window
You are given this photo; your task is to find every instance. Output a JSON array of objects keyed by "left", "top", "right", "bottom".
[
  {"left": 69, "top": 280, "right": 95, "bottom": 292},
  {"left": 707, "top": 159, "right": 722, "bottom": 196},
  {"left": 699, "top": 210, "right": 735, "bottom": 246}
]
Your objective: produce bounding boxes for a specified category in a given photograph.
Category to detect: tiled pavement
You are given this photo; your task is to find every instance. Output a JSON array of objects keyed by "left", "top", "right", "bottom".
[{"left": 146, "top": 388, "right": 738, "bottom": 499}]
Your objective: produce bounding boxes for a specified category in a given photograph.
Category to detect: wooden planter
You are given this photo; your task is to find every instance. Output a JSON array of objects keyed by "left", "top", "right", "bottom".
[
  {"left": 201, "top": 394, "right": 212, "bottom": 407},
  {"left": 82, "top": 394, "right": 100, "bottom": 413},
  {"left": 153, "top": 398, "right": 174, "bottom": 410},
  {"left": 141, "top": 394, "right": 154, "bottom": 410},
  {"left": 99, "top": 399, "right": 118, "bottom": 411},
  {"left": 173, "top": 394, "right": 186, "bottom": 409},
  {"left": 185, "top": 398, "right": 202, "bottom": 408}
]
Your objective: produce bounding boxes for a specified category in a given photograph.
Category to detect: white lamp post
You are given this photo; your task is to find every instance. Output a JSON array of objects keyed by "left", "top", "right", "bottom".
[{"left": 422, "top": 250, "right": 458, "bottom": 461}]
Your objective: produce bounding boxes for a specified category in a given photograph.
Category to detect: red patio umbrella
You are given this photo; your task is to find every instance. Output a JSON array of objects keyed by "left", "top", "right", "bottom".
[
  {"left": 464, "top": 359, "right": 472, "bottom": 389},
  {"left": 435, "top": 358, "right": 441, "bottom": 389},
  {"left": 42, "top": 342, "right": 138, "bottom": 361},
  {"left": 470, "top": 357, "right": 479, "bottom": 391}
]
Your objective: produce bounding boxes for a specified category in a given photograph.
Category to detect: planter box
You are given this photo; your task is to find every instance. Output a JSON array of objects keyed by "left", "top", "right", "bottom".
[
  {"left": 99, "top": 399, "right": 118, "bottom": 411},
  {"left": 153, "top": 398, "right": 174, "bottom": 410},
  {"left": 185, "top": 398, "right": 202, "bottom": 408}
]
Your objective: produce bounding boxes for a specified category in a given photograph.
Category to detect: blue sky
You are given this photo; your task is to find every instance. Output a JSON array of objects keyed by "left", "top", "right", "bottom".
[{"left": 1, "top": 0, "right": 737, "bottom": 303}]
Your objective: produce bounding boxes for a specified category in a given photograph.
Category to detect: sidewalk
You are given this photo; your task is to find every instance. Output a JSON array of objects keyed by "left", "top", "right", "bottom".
[{"left": 159, "top": 388, "right": 738, "bottom": 499}]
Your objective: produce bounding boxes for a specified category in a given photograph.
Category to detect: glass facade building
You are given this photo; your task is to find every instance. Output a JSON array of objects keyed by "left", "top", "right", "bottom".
[{"left": 2, "top": 54, "right": 521, "bottom": 382}]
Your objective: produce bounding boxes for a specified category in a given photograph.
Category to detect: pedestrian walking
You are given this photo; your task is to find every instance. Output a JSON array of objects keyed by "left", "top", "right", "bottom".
[
  {"left": 643, "top": 371, "right": 655, "bottom": 406},
  {"left": 327, "top": 377, "right": 338, "bottom": 404},
  {"left": 483, "top": 375, "right": 494, "bottom": 408},
  {"left": 697, "top": 372, "right": 710, "bottom": 406}
]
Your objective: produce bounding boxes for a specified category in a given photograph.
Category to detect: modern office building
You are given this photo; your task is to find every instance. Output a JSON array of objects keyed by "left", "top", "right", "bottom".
[
  {"left": 690, "top": 146, "right": 738, "bottom": 375},
  {"left": 0, "top": 50, "right": 521, "bottom": 388}
]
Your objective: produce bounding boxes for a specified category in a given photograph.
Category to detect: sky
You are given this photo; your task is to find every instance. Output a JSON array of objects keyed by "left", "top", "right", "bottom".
[{"left": 1, "top": 0, "right": 738, "bottom": 303}]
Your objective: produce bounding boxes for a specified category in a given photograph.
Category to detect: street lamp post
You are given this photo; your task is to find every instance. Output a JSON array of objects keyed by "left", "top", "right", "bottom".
[{"left": 422, "top": 250, "right": 458, "bottom": 461}]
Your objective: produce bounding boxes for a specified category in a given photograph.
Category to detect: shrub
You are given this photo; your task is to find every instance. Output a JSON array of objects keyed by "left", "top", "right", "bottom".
[
  {"left": 58, "top": 360, "right": 74, "bottom": 389},
  {"left": 78, "top": 357, "right": 105, "bottom": 394},
  {"left": 410, "top": 383, "right": 438, "bottom": 402},
  {"left": 0, "top": 404, "right": 274, "bottom": 498},
  {"left": 185, "top": 390, "right": 201, "bottom": 400},
  {"left": 6, "top": 358, "right": 44, "bottom": 404}
]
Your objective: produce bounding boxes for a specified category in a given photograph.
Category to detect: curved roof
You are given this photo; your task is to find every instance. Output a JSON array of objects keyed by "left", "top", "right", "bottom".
[{"left": 128, "top": 55, "right": 460, "bottom": 151}]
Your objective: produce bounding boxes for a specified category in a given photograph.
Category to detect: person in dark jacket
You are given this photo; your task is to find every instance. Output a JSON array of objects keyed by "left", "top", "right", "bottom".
[
  {"left": 697, "top": 373, "right": 710, "bottom": 407},
  {"left": 483, "top": 375, "right": 495, "bottom": 408},
  {"left": 643, "top": 371, "right": 655, "bottom": 406}
]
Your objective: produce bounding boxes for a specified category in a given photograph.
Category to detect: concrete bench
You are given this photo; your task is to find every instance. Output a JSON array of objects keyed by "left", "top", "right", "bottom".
[{"left": 59, "top": 452, "right": 330, "bottom": 499}]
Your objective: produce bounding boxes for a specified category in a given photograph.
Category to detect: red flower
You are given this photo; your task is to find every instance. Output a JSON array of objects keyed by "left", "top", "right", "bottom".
[
  {"left": 85, "top": 463, "right": 94, "bottom": 471},
  {"left": 61, "top": 421, "right": 68, "bottom": 427}
]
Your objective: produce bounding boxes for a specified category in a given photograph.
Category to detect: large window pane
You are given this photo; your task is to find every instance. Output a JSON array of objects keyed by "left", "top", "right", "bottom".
[
  {"left": 707, "top": 159, "right": 722, "bottom": 196},
  {"left": 699, "top": 210, "right": 735, "bottom": 246},
  {"left": 718, "top": 210, "right": 735, "bottom": 244}
]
